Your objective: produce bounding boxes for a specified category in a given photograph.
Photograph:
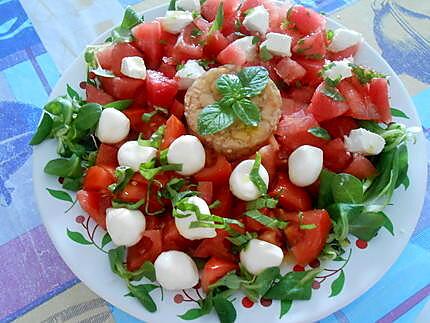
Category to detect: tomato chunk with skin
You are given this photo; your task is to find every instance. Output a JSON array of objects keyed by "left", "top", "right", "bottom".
[
  {"left": 77, "top": 190, "right": 112, "bottom": 229},
  {"left": 275, "top": 57, "right": 306, "bottom": 85},
  {"left": 217, "top": 43, "right": 246, "bottom": 66},
  {"left": 308, "top": 82, "right": 350, "bottom": 122},
  {"left": 160, "top": 115, "right": 186, "bottom": 150},
  {"left": 328, "top": 44, "right": 359, "bottom": 61},
  {"left": 162, "top": 219, "right": 194, "bottom": 251},
  {"left": 344, "top": 153, "right": 377, "bottom": 179},
  {"left": 211, "top": 184, "right": 233, "bottom": 217},
  {"left": 96, "top": 144, "right": 119, "bottom": 168},
  {"left": 194, "top": 155, "right": 232, "bottom": 185},
  {"left": 111, "top": 42, "right": 144, "bottom": 76},
  {"left": 270, "top": 174, "right": 312, "bottom": 211},
  {"left": 201, "top": 257, "right": 238, "bottom": 292},
  {"left": 83, "top": 166, "right": 116, "bottom": 191},
  {"left": 294, "top": 58, "right": 324, "bottom": 86},
  {"left": 287, "top": 6, "right": 326, "bottom": 36},
  {"left": 85, "top": 83, "right": 114, "bottom": 105},
  {"left": 202, "top": 0, "right": 241, "bottom": 21},
  {"left": 320, "top": 116, "right": 358, "bottom": 139},
  {"left": 369, "top": 78, "right": 391, "bottom": 123},
  {"left": 132, "top": 21, "right": 163, "bottom": 69},
  {"left": 96, "top": 45, "right": 114, "bottom": 70},
  {"left": 204, "top": 31, "right": 230, "bottom": 57},
  {"left": 127, "top": 230, "right": 163, "bottom": 271},
  {"left": 170, "top": 99, "right": 185, "bottom": 118},
  {"left": 99, "top": 76, "right": 145, "bottom": 100},
  {"left": 118, "top": 181, "right": 147, "bottom": 203},
  {"left": 197, "top": 181, "right": 213, "bottom": 204},
  {"left": 293, "top": 30, "right": 326, "bottom": 59},
  {"left": 193, "top": 230, "right": 235, "bottom": 261},
  {"left": 281, "top": 210, "right": 332, "bottom": 265},
  {"left": 146, "top": 70, "right": 178, "bottom": 107},
  {"left": 323, "top": 138, "right": 352, "bottom": 172}
]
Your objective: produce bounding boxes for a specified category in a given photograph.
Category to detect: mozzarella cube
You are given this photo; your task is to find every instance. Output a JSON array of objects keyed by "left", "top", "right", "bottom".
[
  {"left": 322, "top": 59, "right": 353, "bottom": 82},
  {"left": 106, "top": 208, "right": 146, "bottom": 247},
  {"left": 175, "top": 196, "right": 217, "bottom": 240},
  {"left": 96, "top": 108, "right": 130, "bottom": 144},
  {"left": 117, "top": 141, "right": 157, "bottom": 171},
  {"left": 240, "top": 239, "right": 283, "bottom": 275},
  {"left": 231, "top": 36, "right": 257, "bottom": 61},
  {"left": 176, "top": 0, "right": 200, "bottom": 13},
  {"left": 175, "top": 60, "right": 206, "bottom": 90},
  {"left": 155, "top": 251, "right": 199, "bottom": 290},
  {"left": 344, "top": 128, "right": 386, "bottom": 155},
  {"left": 243, "top": 5, "right": 269, "bottom": 35},
  {"left": 260, "top": 32, "right": 292, "bottom": 57},
  {"left": 159, "top": 11, "right": 194, "bottom": 34},
  {"left": 328, "top": 28, "right": 363, "bottom": 53},
  {"left": 229, "top": 159, "right": 269, "bottom": 201},
  {"left": 120, "top": 56, "right": 147, "bottom": 80},
  {"left": 288, "top": 145, "right": 323, "bottom": 187},
  {"left": 167, "top": 135, "right": 205, "bottom": 175}
]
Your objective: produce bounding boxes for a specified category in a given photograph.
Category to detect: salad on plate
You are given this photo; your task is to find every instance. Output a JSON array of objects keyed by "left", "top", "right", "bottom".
[{"left": 30, "top": 0, "right": 418, "bottom": 321}]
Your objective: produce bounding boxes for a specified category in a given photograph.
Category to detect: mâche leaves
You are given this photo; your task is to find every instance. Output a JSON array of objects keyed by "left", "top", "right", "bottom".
[
  {"left": 213, "top": 296, "right": 237, "bottom": 323},
  {"left": 105, "top": 99, "right": 133, "bottom": 111},
  {"left": 110, "top": 6, "right": 144, "bottom": 43},
  {"left": 30, "top": 113, "right": 53, "bottom": 145},
  {"left": 391, "top": 108, "right": 409, "bottom": 119},
  {"left": 127, "top": 283, "right": 158, "bottom": 312},
  {"left": 74, "top": 103, "right": 102, "bottom": 130}
]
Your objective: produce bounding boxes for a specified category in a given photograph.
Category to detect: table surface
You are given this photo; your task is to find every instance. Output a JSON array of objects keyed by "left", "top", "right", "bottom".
[{"left": 1, "top": 0, "right": 429, "bottom": 322}]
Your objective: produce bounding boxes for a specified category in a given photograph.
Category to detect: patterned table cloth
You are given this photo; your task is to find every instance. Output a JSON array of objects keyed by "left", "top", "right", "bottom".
[{"left": 0, "top": 0, "right": 429, "bottom": 322}]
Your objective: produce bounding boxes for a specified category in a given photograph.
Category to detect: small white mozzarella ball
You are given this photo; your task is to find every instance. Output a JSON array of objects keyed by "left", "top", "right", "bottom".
[
  {"left": 175, "top": 196, "right": 217, "bottom": 240},
  {"left": 344, "top": 128, "right": 386, "bottom": 155},
  {"left": 175, "top": 60, "right": 206, "bottom": 90},
  {"left": 96, "top": 108, "right": 130, "bottom": 144},
  {"left": 176, "top": 0, "right": 201, "bottom": 13},
  {"left": 327, "top": 28, "right": 363, "bottom": 52},
  {"left": 117, "top": 141, "right": 157, "bottom": 171},
  {"left": 231, "top": 36, "right": 257, "bottom": 61},
  {"left": 288, "top": 145, "right": 323, "bottom": 187},
  {"left": 154, "top": 251, "right": 199, "bottom": 290},
  {"left": 243, "top": 5, "right": 269, "bottom": 35},
  {"left": 167, "top": 135, "right": 205, "bottom": 175},
  {"left": 106, "top": 208, "right": 146, "bottom": 247},
  {"left": 322, "top": 58, "right": 353, "bottom": 82},
  {"left": 229, "top": 159, "right": 269, "bottom": 201},
  {"left": 240, "top": 239, "right": 283, "bottom": 275},
  {"left": 159, "top": 10, "right": 194, "bottom": 34},
  {"left": 120, "top": 56, "right": 147, "bottom": 80},
  {"left": 260, "top": 32, "right": 292, "bottom": 57}
]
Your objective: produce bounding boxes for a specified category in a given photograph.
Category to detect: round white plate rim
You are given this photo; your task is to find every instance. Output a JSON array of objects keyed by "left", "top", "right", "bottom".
[{"left": 32, "top": 3, "right": 428, "bottom": 322}]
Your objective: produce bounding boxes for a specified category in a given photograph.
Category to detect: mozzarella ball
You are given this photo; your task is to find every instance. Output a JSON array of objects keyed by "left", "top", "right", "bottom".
[
  {"left": 117, "top": 141, "right": 157, "bottom": 171},
  {"left": 121, "top": 56, "right": 147, "bottom": 80},
  {"left": 175, "top": 196, "right": 217, "bottom": 240},
  {"left": 159, "top": 11, "right": 193, "bottom": 34},
  {"left": 240, "top": 239, "right": 284, "bottom": 275},
  {"left": 154, "top": 251, "right": 199, "bottom": 290},
  {"left": 167, "top": 135, "right": 205, "bottom": 175},
  {"left": 96, "top": 108, "right": 130, "bottom": 144},
  {"left": 344, "top": 128, "right": 385, "bottom": 155},
  {"left": 229, "top": 159, "right": 269, "bottom": 201},
  {"left": 288, "top": 145, "right": 323, "bottom": 187},
  {"left": 106, "top": 208, "right": 146, "bottom": 247}
]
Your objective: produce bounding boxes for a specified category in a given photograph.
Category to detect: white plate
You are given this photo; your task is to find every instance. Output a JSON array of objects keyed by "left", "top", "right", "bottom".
[{"left": 32, "top": 4, "right": 427, "bottom": 323}]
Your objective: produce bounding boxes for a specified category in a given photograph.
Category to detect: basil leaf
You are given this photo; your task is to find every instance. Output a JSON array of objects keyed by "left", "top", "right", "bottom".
[
  {"left": 66, "top": 84, "right": 82, "bottom": 102},
  {"left": 30, "top": 113, "right": 53, "bottom": 145},
  {"left": 249, "top": 152, "right": 267, "bottom": 194},
  {"left": 394, "top": 143, "right": 408, "bottom": 189},
  {"left": 331, "top": 173, "right": 363, "bottom": 204},
  {"left": 232, "top": 99, "right": 260, "bottom": 127},
  {"left": 198, "top": 103, "right": 235, "bottom": 135},
  {"left": 390, "top": 108, "right": 409, "bottom": 119},
  {"left": 104, "top": 99, "right": 133, "bottom": 111},
  {"left": 321, "top": 85, "right": 345, "bottom": 101},
  {"left": 213, "top": 296, "right": 237, "bottom": 323},
  {"left": 108, "top": 246, "right": 127, "bottom": 277},
  {"left": 139, "top": 163, "right": 182, "bottom": 181},
  {"left": 112, "top": 198, "right": 146, "bottom": 210},
  {"left": 138, "top": 125, "right": 165, "bottom": 149},
  {"left": 244, "top": 210, "right": 287, "bottom": 229},
  {"left": 44, "top": 154, "right": 81, "bottom": 178},
  {"left": 237, "top": 66, "right": 269, "bottom": 97},
  {"left": 209, "top": 2, "right": 224, "bottom": 33},
  {"left": 109, "top": 166, "right": 134, "bottom": 193},
  {"left": 350, "top": 64, "right": 386, "bottom": 84},
  {"left": 226, "top": 232, "right": 257, "bottom": 247},
  {"left": 264, "top": 269, "right": 321, "bottom": 301},
  {"left": 308, "top": 127, "right": 331, "bottom": 140},
  {"left": 246, "top": 195, "right": 278, "bottom": 210},
  {"left": 381, "top": 212, "right": 394, "bottom": 235},
  {"left": 120, "top": 6, "right": 144, "bottom": 30},
  {"left": 216, "top": 74, "right": 242, "bottom": 96},
  {"left": 348, "top": 211, "right": 387, "bottom": 241},
  {"left": 74, "top": 103, "right": 102, "bottom": 130},
  {"left": 259, "top": 46, "right": 273, "bottom": 62},
  {"left": 127, "top": 283, "right": 157, "bottom": 313}
]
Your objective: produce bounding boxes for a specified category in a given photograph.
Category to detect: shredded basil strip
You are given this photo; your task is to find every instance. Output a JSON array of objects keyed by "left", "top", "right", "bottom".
[{"left": 249, "top": 152, "right": 267, "bottom": 194}]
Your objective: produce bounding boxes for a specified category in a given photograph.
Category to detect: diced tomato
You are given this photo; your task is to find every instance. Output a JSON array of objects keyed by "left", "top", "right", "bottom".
[
  {"left": 118, "top": 181, "right": 147, "bottom": 203},
  {"left": 132, "top": 21, "right": 164, "bottom": 68},
  {"left": 172, "top": 32, "right": 204, "bottom": 62},
  {"left": 159, "top": 62, "right": 177, "bottom": 78},
  {"left": 162, "top": 218, "right": 194, "bottom": 251},
  {"left": 280, "top": 97, "right": 306, "bottom": 115},
  {"left": 258, "top": 143, "right": 278, "bottom": 180},
  {"left": 202, "top": 0, "right": 241, "bottom": 21},
  {"left": 77, "top": 190, "right": 112, "bottom": 229},
  {"left": 194, "top": 155, "right": 232, "bottom": 185},
  {"left": 259, "top": 229, "right": 284, "bottom": 248},
  {"left": 245, "top": 209, "right": 271, "bottom": 232},
  {"left": 217, "top": 43, "right": 246, "bottom": 66},
  {"left": 211, "top": 184, "right": 233, "bottom": 217},
  {"left": 96, "top": 45, "right": 114, "bottom": 70},
  {"left": 85, "top": 83, "right": 114, "bottom": 105},
  {"left": 96, "top": 144, "right": 119, "bottom": 167},
  {"left": 197, "top": 181, "right": 213, "bottom": 204},
  {"left": 99, "top": 76, "right": 145, "bottom": 100},
  {"left": 170, "top": 99, "right": 185, "bottom": 118},
  {"left": 323, "top": 138, "right": 352, "bottom": 172},
  {"left": 344, "top": 154, "right": 377, "bottom": 179},
  {"left": 276, "top": 110, "right": 327, "bottom": 152},
  {"left": 320, "top": 116, "right": 358, "bottom": 139},
  {"left": 123, "top": 106, "right": 144, "bottom": 132},
  {"left": 287, "top": 5, "right": 326, "bottom": 35},
  {"left": 293, "top": 31, "right": 326, "bottom": 59},
  {"left": 193, "top": 230, "right": 235, "bottom": 261},
  {"left": 270, "top": 174, "right": 312, "bottom": 211},
  {"left": 328, "top": 44, "right": 359, "bottom": 61},
  {"left": 110, "top": 42, "right": 144, "bottom": 76},
  {"left": 160, "top": 30, "right": 178, "bottom": 57},
  {"left": 294, "top": 58, "right": 324, "bottom": 85},
  {"left": 145, "top": 214, "right": 165, "bottom": 230},
  {"left": 83, "top": 166, "right": 115, "bottom": 191},
  {"left": 204, "top": 31, "right": 230, "bottom": 57},
  {"left": 281, "top": 209, "right": 331, "bottom": 265},
  {"left": 201, "top": 257, "right": 238, "bottom": 292},
  {"left": 221, "top": 12, "right": 240, "bottom": 36},
  {"left": 127, "top": 230, "right": 163, "bottom": 271},
  {"left": 287, "top": 85, "right": 315, "bottom": 104},
  {"left": 160, "top": 115, "right": 187, "bottom": 149},
  {"left": 308, "top": 82, "right": 350, "bottom": 122},
  {"left": 369, "top": 78, "right": 391, "bottom": 123},
  {"left": 146, "top": 70, "right": 178, "bottom": 107},
  {"left": 275, "top": 57, "right": 306, "bottom": 84}
]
